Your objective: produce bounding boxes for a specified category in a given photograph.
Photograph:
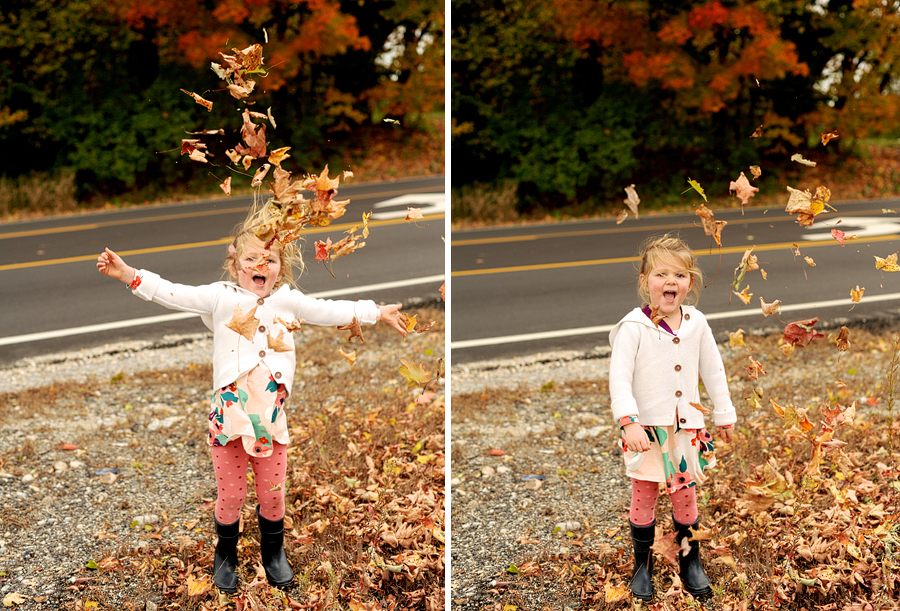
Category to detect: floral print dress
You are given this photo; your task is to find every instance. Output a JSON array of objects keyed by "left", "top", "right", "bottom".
[
  {"left": 619, "top": 419, "right": 716, "bottom": 494},
  {"left": 208, "top": 364, "right": 289, "bottom": 458}
]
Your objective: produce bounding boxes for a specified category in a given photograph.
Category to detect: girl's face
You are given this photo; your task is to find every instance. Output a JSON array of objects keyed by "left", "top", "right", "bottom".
[
  {"left": 232, "top": 240, "right": 282, "bottom": 298},
  {"left": 642, "top": 256, "right": 693, "bottom": 319}
]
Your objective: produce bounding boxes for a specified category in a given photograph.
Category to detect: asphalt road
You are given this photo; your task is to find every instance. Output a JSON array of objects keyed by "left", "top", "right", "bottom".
[
  {"left": 0, "top": 176, "right": 445, "bottom": 369},
  {"left": 451, "top": 197, "right": 900, "bottom": 363}
]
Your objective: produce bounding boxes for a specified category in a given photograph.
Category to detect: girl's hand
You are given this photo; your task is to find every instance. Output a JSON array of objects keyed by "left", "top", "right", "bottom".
[
  {"left": 97, "top": 248, "right": 135, "bottom": 285},
  {"left": 719, "top": 427, "right": 734, "bottom": 444},
  {"left": 377, "top": 303, "right": 408, "bottom": 337},
  {"left": 623, "top": 422, "right": 651, "bottom": 453}
]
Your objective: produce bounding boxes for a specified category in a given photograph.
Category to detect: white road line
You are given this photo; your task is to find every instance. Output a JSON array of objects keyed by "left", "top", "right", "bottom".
[
  {"left": 451, "top": 293, "right": 900, "bottom": 350},
  {"left": 0, "top": 275, "right": 444, "bottom": 347}
]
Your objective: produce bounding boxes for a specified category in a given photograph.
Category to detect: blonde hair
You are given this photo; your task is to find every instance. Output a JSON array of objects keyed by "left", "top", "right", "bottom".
[
  {"left": 636, "top": 234, "right": 702, "bottom": 305},
  {"left": 222, "top": 198, "right": 305, "bottom": 289}
]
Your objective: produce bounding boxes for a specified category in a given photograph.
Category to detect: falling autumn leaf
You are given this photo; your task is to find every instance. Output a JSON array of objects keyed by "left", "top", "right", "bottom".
[
  {"left": 648, "top": 304, "right": 664, "bottom": 328},
  {"left": 791, "top": 153, "right": 817, "bottom": 167},
  {"left": 615, "top": 209, "right": 628, "bottom": 224},
  {"left": 338, "top": 317, "right": 364, "bottom": 343},
  {"left": 785, "top": 185, "right": 832, "bottom": 226},
  {"left": 749, "top": 125, "right": 764, "bottom": 138},
  {"left": 729, "top": 171, "right": 758, "bottom": 210},
  {"left": 729, "top": 328, "right": 745, "bottom": 347},
  {"left": 831, "top": 227, "right": 849, "bottom": 246},
  {"left": 734, "top": 286, "right": 752, "bottom": 305},
  {"left": 267, "top": 330, "right": 292, "bottom": 352},
  {"left": 749, "top": 165, "right": 762, "bottom": 179},
  {"left": 179, "top": 89, "right": 213, "bottom": 111},
  {"left": 273, "top": 316, "right": 303, "bottom": 332},
  {"left": 439, "top": 283, "right": 446, "bottom": 301},
  {"left": 850, "top": 285, "right": 865, "bottom": 304},
  {"left": 782, "top": 317, "right": 824, "bottom": 349},
  {"left": 343, "top": 170, "right": 354, "bottom": 179},
  {"left": 399, "top": 359, "right": 431, "bottom": 388},
  {"left": 225, "top": 305, "right": 259, "bottom": 341},
  {"left": 695, "top": 204, "right": 726, "bottom": 246},
  {"left": 383, "top": 118, "right": 401, "bottom": 125},
  {"left": 821, "top": 130, "right": 840, "bottom": 146},
  {"left": 339, "top": 348, "right": 357, "bottom": 367},
  {"left": 268, "top": 146, "right": 291, "bottom": 166},
  {"left": 732, "top": 247, "right": 762, "bottom": 292},
  {"left": 874, "top": 252, "right": 900, "bottom": 271},
  {"left": 747, "top": 356, "right": 766, "bottom": 381},
  {"left": 251, "top": 163, "right": 271, "bottom": 187},
  {"left": 219, "top": 176, "right": 232, "bottom": 196},
  {"left": 804, "top": 256, "right": 816, "bottom": 267},
  {"left": 406, "top": 207, "right": 425, "bottom": 222},
  {"left": 690, "top": 401, "right": 711, "bottom": 415},
  {"left": 180, "top": 139, "right": 208, "bottom": 163},
  {"left": 399, "top": 313, "right": 419, "bottom": 334},
  {"left": 684, "top": 178, "right": 707, "bottom": 202},
  {"left": 760, "top": 297, "right": 781, "bottom": 317},
  {"left": 835, "top": 326, "right": 851, "bottom": 352},
  {"left": 236, "top": 109, "right": 267, "bottom": 158},
  {"left": 623, "top": 184, "right": 640, "bottom": 219},
  {"left": 314, "top": 238, "right": 332, "bottom": 261}
]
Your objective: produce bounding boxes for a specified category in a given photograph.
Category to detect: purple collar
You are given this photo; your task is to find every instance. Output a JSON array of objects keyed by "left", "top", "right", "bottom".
[{"left": 642, "top": 305, "right": 678, "bottom": 335}]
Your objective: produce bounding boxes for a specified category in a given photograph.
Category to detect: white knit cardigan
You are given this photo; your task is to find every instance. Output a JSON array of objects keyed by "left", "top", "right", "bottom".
[
  {"left": 132, "top": 270, "right": 379, "bottom": 394},
  {"left": 608, "top": 305, "right": 736, "bottom": 429}
]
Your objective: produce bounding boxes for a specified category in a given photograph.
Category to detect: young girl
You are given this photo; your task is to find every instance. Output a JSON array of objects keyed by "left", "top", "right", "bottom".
[
  {"left": 608, "top": 234, "right": 735, "bottom": 601},
  {"left": 96, "top": 208, "right": 406, "bottom": 594}
]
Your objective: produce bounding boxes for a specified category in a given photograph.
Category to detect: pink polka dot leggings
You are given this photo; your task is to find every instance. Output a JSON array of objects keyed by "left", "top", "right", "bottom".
[
  {"left": 211, "top": 439, "right": 288, "bottom": 524},
  {"left": 629, "top": 477, "right": 698, "bottom": 525}
]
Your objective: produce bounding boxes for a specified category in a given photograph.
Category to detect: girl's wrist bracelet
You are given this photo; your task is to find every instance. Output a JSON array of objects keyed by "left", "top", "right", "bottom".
[{"left": 127, "top": 272, "right": 142, "bottom": 290}]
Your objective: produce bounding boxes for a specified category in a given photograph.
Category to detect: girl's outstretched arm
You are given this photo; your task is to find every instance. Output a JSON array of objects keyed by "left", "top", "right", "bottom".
[
  {"left": 96, "top": 248, "right": 137, "bottom": 286},
  {"left": 378, "top": 303, "right": 408, "bottom": 337}
]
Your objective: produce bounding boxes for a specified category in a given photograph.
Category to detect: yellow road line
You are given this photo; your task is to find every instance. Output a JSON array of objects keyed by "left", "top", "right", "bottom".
[
  {"left": 0, "top": 186, "right": 443, "bottom": 240},
  {"left": 451, "top": 208, "right": 890, "bottom": 247},
  {"left": 451, "top": 235, "right": 899, "bottom": 277},
  {"left": 0, "top": 214, "right": 443, "bottom": 271}
]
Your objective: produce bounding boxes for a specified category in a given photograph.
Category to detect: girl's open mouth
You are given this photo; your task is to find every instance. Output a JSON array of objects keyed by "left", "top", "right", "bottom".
[
  {"left": 663, "top": 290, "right": 676, "bottom": 302},
  {"left": 253, "top": 274, "right": 267, "bottom": 287}
]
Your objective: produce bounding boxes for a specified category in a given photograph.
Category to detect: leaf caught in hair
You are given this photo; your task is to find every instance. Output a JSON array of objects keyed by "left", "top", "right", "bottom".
[
  {"left": 791, "top": 153, "right": 816, "bottom": 167},
  {"left": 760, "top": 297, "right": 781, "bottom": 317},
  {"left": 729, "top": 172, "right": 758, "bottom": 210},
  {"left": 251, "top": 163, "right": 271, "bottom": 187},
  {"left": 267, "top": 330, "right": 292, "bottom": 352},
  {"left": 684, "top": 178, "right": 708, "bottom": 202},
  {"left": 782, "top": 317, "right": 824, "bottom": 349},
  {"left": 339, "top": 348, "right": 357, "bottom": 367},
  {"left": 821, "top": 130, "right": 840, "bottom": 146},
  {"left": 695, "top": 204, "right": 726, "bottom": 246},
  {"left": 623, "top": 184, "right": 640, "bottom": 219},
  {"left": 874, "top": 252, "right": 900, "bottom": 272},
  {"left": 225, "top": 305, "right": 259, "bottom": 341},
  {"left": 180, "top": 89, "right": 213, "bottom": 111},
  {"left": 338, "top": 317, "right": 365, "bottom": 343}
]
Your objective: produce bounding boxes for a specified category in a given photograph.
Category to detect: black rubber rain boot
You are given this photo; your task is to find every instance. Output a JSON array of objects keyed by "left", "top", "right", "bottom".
[
  {"left": 673, "top": 517, "right": 713, "bottom": 599},
  {"left": 629, "top": 520, "right": 656, "bottom": 601},
  {"left": 213, "top": 517, "right": 240, "bottom": 593},
  {"left": 257, "top": 505, "right": 294, "bottom": 588}
]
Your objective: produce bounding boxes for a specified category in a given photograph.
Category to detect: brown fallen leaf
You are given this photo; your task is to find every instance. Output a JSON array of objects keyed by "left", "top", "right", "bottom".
[
  {"left": 337, "top": 317, "right": 365, "bottom": 343},
  {"left": 615, "top": 209, "right": 628, "bottom": 225},
  {"left": 690, "top": 401, "right": 711, "bottom": 415},
  {"left": 835, "top": 326, "right": 851, "bottom": 352},
  {"left": 821, "top": 130, "right": 840, "bottom": 146},
  {"left": 623, "top": 184, "right": 640, "bottom": 219},
  {"left": 695, "top": 204, "right": 727, "bottom": 246},
  {"left": 729, "top": 328, "right": 745, "bottom": 347},
  {"left": 219, "top": 176, "right": 232, "bottom": 196},
  {"left": 225, "top": 305, "right": 259, "bottom": 341},
  {"left": 339, "top": 347, "right": 357, "bottom": 367},
  {"left": 273, "top": 316, "right": 304, "bottom": 332},
  {"left": 180, "top": 89, "right": 213, "bottom": 111},
  {"left": 760, "top": 297, "right": 781, "bottom": 317},
  {"left": 729, "top": 171, "right": 758, "bottom": 210},
  {"left": 406, "top": 207, "right": 425, "bottom": 222},
  {"left": 749, "top": 125, "right": 764, "bottom": 138},
  {"left": 267, "top": 330, "right": 292, "bottom": 352}
]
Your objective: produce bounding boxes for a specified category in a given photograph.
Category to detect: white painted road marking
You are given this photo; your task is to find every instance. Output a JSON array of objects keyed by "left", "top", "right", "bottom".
[
  {"left": 0, "top": 275, "right": 444, "bottom": 347},
  {"left": 451, "top": 292, "right": 900, "bottom": 349},
  {"left": 801, "top": 217, "right": 900, "bottom": 240},
  {"left": 371, "top": 193, "right": 445, "bottom": 220}
]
